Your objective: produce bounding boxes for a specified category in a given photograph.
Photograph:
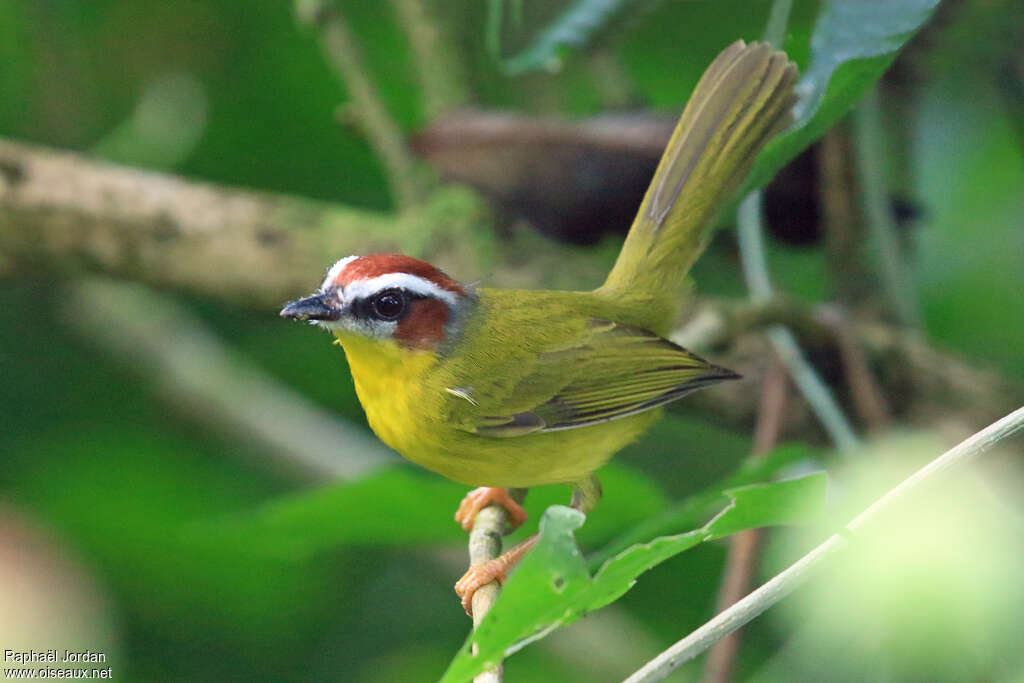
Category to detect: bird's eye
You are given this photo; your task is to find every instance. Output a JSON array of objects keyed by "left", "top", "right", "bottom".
[{"left": 370, "top": 290, "right": 406, "bottom": 321}]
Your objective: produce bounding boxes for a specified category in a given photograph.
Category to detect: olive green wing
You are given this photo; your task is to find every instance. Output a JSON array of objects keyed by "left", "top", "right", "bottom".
[{"left": 449, "top": 320, "right": 738, "bottom": 437}]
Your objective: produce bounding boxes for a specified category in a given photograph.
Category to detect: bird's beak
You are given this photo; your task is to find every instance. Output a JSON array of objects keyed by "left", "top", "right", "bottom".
[{"left": 280, "top": 294, "right": 342, "bottom": 321}]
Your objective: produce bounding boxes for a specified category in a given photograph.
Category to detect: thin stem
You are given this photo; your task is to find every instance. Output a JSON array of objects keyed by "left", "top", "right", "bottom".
[
  {"left": 737, "top": 193, "right": 774, "bottom": 304},
  {"left": 762, "top": 0, "right": 793, "bottom": 50},
  {"left": 388, "top": 0, "right": 468, "bottom": 119},
  {"left": 701, "top": 359, "right": 788, "bottom": 683},
  {"left": 467, "top": 489, "right": 527, "bottom": 683},
  {"left": 817, "top": 305, "right": 892, "bottom": 431},
  {"left": 623, "top": 405, "right": 1024, "bottom": 683},
  {"left": 67, "top": 278, "right": 388, "bottom": 480},
  {"left": 298, "top": 1, "right": 423, "bottom": 208},
  {"left": 853, "top": 86, "right": 920, "bottom": 328},
  {"left": 819, "top": 123, "right": 873, "bottom": 305},
  {"left": 737, "top": 193, "right": 860, "bottom": 452}
]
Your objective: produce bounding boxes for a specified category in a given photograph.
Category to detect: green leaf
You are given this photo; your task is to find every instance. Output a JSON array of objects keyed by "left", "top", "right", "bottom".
[
  {"left": 440, "top": 471, "right": 826, "bottom": 683},
  {"left": 589, "top": 442, "right": 819, "bottom": 567},
  {"left": 212, "top": 467, "right": 466, "bottom": 557},
  {"left": 744, "top": 0, "right": 941, "bottom": 192},
  {"left": 705, "top": 472, "right": 828, "bottom": 539}
]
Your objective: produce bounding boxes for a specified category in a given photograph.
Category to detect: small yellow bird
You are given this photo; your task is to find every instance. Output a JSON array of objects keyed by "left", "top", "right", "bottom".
[{"left": 282, "top": 41, "right": 797, "bottom": 612}]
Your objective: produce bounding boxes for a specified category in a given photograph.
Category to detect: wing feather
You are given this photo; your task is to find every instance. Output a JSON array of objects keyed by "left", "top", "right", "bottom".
[{"left": 450, "top": 320, "right": 738, "bottom": 438}]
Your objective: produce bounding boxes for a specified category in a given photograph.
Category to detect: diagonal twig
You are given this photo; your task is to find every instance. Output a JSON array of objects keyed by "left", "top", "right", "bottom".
[
  {"left": 66, "top": 277, "right": 390, "bottom": 480},
  {"left": 623, "top": 405, "right": 1024, "bottom": 683}
]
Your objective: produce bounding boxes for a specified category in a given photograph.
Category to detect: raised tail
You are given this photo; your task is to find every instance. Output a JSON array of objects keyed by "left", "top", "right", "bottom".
[{"left": 598, "top": 40, "right": 797, "bottom": 330}]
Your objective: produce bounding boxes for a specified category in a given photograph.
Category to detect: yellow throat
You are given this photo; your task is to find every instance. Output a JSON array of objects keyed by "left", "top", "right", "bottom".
[{"left": 333, "top": 332, "right": 438, "bottom": 456}]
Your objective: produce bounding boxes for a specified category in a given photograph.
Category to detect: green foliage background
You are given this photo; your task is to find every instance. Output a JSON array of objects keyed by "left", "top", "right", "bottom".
[{"left": 1, "top": 1, "right": 1022, "bottom": 681}]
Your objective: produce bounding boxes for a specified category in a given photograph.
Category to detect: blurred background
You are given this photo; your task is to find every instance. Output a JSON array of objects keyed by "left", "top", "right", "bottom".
[{"left": 1, "top": 0, "right": 1023, "bottom": 681}]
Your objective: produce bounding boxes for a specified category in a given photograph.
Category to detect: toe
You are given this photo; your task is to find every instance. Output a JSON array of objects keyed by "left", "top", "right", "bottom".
[
  {"left": 454, "top": 487, "right": 528, "bottom": 532},
  {"left": 454, "top": 563, "right": 508, "bottom": 616},
  {"left": 454, "top": 488, "right": 489, "bottom": 530}
]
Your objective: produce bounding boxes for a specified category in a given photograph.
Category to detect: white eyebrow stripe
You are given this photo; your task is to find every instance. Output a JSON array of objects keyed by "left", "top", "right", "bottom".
[
  {"left": 320, "top": 255, "right": 359, "bottom": 292},
  {"left": 343, "top": 272, "right": 459, "bottom": 307}
]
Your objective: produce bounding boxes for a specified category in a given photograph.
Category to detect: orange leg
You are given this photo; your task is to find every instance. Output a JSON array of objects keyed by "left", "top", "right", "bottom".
[
  {"left": 454, "top": 535, "right": 538, "bottom": 615},
  {"left": 454, "top": 487, "right": 528, "bottom": 532}
]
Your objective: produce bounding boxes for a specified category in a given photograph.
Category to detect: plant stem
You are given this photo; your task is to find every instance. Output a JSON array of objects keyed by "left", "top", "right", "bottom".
[
  {"left": 737, "top": 193, "right": 860, "bottom": 452},
  {"left": 388, "top": 0, "right": 468, "bottom": 119},
  {"left": 817, "top": 305, "right": 892, "bottom": 431},
  {"left": 466, "top": 489, "right": 528, "bottom": 683},
  {"left": 298, "top": 1, "right": 424, "bottom": 208},
  {"left": 701, "top": 359, "right": 788, "bottom": 683},
  {"left": 762, "top": 0, "right": 792, "bottom": 50},
  {"left": 853, "top": 86, "right": 920, "bottom": 328},
  {"left": 623, "top": 405, "right": 1024, "bottom": 683}
]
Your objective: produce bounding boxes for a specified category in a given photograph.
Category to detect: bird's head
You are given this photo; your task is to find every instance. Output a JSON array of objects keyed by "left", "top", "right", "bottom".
[{"left": 280, "top": 254, "right": 473, "bottom": 352}]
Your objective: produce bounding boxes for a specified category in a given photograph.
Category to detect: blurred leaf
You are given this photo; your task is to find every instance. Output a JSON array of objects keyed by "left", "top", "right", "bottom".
[
  {"left": 497, "top": 0, "right": 627, "bottom": 75},
  {"left": 761, "top": 434, "right": 1024, "bottom": 682},
  {"left": 914, "top": 76, "right": 1024, "bottom": 378},
  {"left": 744, "top": 0, "right": 941, "bottom": 191},
  {"left": 222, "top": 440, "right": 818, "bottom": 560},
  {"left": 440, "top": 472, "right": 826, "bottom": 683},
  {"left": 4, "top": 428, "right": 334, "bottom": 641},
  {"left": 210, "top": 462, "right": 669, "bottom": 557},
  {"left": 211, "top": 467, "right": 467, "bottom": 557}
]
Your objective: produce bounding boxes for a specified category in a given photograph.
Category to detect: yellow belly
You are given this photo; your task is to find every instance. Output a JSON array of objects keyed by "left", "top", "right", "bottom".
[{"left": 335, "top": 332, "right": 657, "bottom": 488}]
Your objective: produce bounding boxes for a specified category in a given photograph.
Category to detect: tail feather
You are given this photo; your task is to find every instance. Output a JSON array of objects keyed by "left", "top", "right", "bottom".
[{"left": 598, "top": 40, "right": 797, "bottom": 331}]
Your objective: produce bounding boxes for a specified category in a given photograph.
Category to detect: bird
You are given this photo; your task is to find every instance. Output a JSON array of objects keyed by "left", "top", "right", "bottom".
[{"left": 281, "top": 40, "right": 798, "bottom": 614}]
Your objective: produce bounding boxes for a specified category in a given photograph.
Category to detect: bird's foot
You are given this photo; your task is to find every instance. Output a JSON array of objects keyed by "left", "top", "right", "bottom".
[
  {"left": 454, "top": 487, "right": 528, "bottom": 532},
  {"left": 455, "top": 536, "right": 537, "bottom": 615}
]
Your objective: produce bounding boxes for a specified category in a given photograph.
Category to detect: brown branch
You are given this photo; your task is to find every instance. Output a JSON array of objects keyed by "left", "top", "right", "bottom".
[
  {"left": 818, "top": 124, "right": 872, "bottom": 308},
  {"left": 0, "top": 137, "right": 610, "bottom": 306},
  {"left": 701, "top": 358, "right": 789, "bottom": 683},
  {"left": 817, "top": 304, "right": 892, "bottom": 432}
]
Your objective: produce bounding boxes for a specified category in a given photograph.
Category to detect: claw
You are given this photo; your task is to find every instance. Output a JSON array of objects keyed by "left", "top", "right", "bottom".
[
  {"left": 455, "top": 560, "right": 508, "bottom": 615},
  {"left": 454, "top": 487, "right": 528, "bottom": 532},
  {"left": 454, "top": 535, "right": 538, "bottom": 615}
]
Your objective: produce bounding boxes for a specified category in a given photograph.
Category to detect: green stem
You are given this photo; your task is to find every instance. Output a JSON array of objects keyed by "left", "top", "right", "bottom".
[
  {"left": 738, "top": 193, "right": 860, "bottom": 452},
  {"left": 298, "top": 1, "right": 424, "bottom": 209},
  {"left": 853, "top": 86, "right": 920, "bottom": 328},
  {"left": 762, "top": 0, "right": 793, "bottom": 49},
  {"left": 388, "top": 0, "right": 469, "bottom": 118}
]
